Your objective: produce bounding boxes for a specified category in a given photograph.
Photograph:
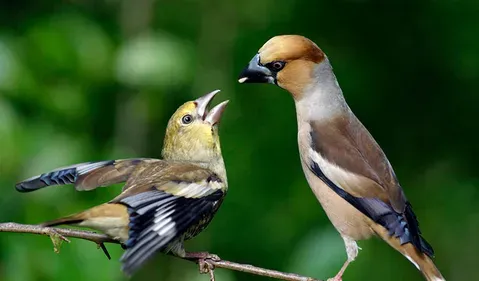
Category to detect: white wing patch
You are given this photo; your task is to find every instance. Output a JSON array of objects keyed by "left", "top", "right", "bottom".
[
  {"left": 309, "top": 147, "right": 364, "bottom": 194},
  {"left": 158, "top": 220, "right": 176, "bottom": 236},
  {"left": 153, "top": 211, "right": 175, "bottom": 232},
  {"left": 161, "top": 179, "right": 222, "bottom": 198}
]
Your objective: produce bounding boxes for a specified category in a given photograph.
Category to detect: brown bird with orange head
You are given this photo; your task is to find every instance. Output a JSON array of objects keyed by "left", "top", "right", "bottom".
[{"left": 238, "top": 35, "right": 445, "bottom": 281}]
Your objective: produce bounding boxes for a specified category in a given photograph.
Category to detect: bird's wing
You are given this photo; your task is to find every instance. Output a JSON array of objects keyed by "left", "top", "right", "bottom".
[
  {"left": 111, "top": 162, "right": 225, "bottom": 276},
  {"left": 309, "top": 116, "right": 405, "bottom": 211},
  {"left": 308, "top": 116, "right": 433, "bottom": 257},
  {"left": 16, "top": 158, "right": 160, "bottom": 192}
]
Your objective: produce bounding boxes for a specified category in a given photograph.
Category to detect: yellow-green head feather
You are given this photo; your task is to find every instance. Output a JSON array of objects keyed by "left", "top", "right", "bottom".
[
  {"left": 162, "top": 101, "right": 220, "bottom": 162},
  {"left": 161, "top": 90, "right": 229, "bottom": 184}
]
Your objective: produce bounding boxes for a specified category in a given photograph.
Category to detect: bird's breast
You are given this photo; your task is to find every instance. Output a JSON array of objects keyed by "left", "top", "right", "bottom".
[{"left": 302, "top": 163, "right": 374, "bottom": 240}]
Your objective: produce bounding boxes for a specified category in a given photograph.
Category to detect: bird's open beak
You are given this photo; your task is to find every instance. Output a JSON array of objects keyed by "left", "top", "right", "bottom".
[
  {"left": 195, "top": 89, "right": 221, "bottom": 120},
  {"left": 195, "top": 89, "right": 229, "bottom": 125},
  {"left": 205, "top": 100, "right": 229, "bottom": 125},
  {"left": 238, "top": 54, "right": 274, "bottom": 84}
]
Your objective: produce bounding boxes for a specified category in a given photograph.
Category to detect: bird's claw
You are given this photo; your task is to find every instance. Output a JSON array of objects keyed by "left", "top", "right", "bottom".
[
  {"left": 45, "top": 228, "right": 70, "bottom": 243},
  {"left": 198, "top": 259, "right": 215, "bottom": 273},
  {"left": 198, "top": 259, "right": 215, "bottom": 281},
  {"left": 183, "top": 252, "right": 219, "bottom": 281},
  {"left": 44, "top": 228, "right": 70, "bottom": 254}
]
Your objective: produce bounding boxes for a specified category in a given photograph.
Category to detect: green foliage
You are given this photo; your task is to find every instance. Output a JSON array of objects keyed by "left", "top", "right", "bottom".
[{"left": 0, "top": 1, "right": 478, "bottom": 281}]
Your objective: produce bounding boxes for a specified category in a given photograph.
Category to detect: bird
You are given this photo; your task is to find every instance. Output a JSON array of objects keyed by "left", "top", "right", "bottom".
[
  {"left": 238, "top": 35, "right": 445, "bottom": 281},
  {"left": 15, "top": 90, "right": 229, "bottom": 276}
]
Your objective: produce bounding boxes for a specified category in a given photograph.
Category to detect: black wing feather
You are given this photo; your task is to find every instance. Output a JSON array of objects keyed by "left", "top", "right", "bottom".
[
  {"left": 119, "top": 189, "right": 223, "bottom": 275},
  {"left": 15, "top": 161, "right": 110, "bottom": 192},
  {"left": 310, "top": 161, "right": 434, "bottom": 257},
  {"left": 15, "top": 159, "right": 150, "bottom": 192}
]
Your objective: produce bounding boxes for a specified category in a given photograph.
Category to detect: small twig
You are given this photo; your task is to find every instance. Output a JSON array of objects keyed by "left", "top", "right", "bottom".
[
  {"left": 0, "top": 222, "right": 322, "bottom": 281},
  {"left": 0, "top": 222, "right": 116, "bottom": 244},
  {"left": 98, "top": 243, "right": 112, "bottom": 260},
  {"left": 0, "top": 222, "right": 116, "bottom": 259},
  {"left": 210, "top": 260, "right": 320, "bottom": 281}
]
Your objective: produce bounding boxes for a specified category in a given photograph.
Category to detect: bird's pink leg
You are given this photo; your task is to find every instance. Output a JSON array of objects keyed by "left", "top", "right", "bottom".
[
  {"left": 328, "top": 236, "right": 360, "bottom": 281},
  {"left": 327, "top": 260, "right": 351, "bottom": 281}
]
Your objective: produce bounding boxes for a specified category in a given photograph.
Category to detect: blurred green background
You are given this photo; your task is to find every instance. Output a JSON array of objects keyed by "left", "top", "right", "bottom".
[{"left": 0, "top": 0, "right": 478, "bottom": 281}]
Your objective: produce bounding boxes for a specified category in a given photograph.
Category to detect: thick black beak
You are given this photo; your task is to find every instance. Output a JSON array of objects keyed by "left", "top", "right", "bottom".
[{"left": 238, "top": 54, "right": 274, "bottom": 84}]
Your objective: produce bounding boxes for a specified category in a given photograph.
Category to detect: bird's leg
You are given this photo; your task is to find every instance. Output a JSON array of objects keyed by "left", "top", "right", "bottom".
[
  {"left": 184, "top": 251, "right": 221, "bottom": 261},
  {"left": 184, "top": 252, "right": 219, "bottom": 279},
  {"left": 167, "top": 241, "right": 219, "bottom": 276},
  {"left": 328, "top": 236, "right": 360, "bottom": 281},
  {"left": 327, "top": 260, "right": 350, "bottom": 281}
]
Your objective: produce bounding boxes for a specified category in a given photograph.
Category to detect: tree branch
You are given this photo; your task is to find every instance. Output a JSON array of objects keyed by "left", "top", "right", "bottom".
[{"left": 0, "top": 222, "right": 322, "bottom": 281}]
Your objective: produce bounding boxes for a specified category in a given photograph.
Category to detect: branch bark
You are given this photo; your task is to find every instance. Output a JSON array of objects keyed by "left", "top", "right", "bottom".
[{"left": 0, "top": 222, "right": 322, "bottom": 281}]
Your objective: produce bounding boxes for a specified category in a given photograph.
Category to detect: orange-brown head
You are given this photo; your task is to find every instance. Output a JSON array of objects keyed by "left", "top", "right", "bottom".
[{"left": 238, "top": 35, "right": 326, "bottom": 99}]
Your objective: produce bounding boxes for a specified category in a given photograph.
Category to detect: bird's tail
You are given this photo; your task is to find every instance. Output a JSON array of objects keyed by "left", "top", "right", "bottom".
[
  {"left": 41, "top": 212, "right": 87, "bottom": 227},
  {"left": 371, "top": 223, "right": 445, "bottom": 281},
  {"left": 416, "top": 253, "right": 446, "bottom": 281},
  {"left": 41, "top": 203, "right": 129, "bottom": 242},
  {"left": 399, "top": 241, "right": 445, "bottom": 281}
]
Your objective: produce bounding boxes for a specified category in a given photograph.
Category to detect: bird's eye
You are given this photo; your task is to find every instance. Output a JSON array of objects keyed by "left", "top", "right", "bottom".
[
  {"left": 271, "top": 61, "right": 286, "bottom": 71},
  {"left": 181, "top": 114, "right": 193, "bottom": 124}
]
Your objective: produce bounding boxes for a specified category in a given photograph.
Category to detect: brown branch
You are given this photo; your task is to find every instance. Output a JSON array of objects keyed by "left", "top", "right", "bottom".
[{"left": 0, "top": 222, "right": 322, "bottom": 281}]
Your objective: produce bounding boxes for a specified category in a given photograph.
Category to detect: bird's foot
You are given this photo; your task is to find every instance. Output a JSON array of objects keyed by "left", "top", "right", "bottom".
[
  {"left": 184, "top": 251, "right": 221, "bottom": 261},
  {"left": 44, "top": 228, "right": 71, "bottom": 244},
  {"left": 44, "top": 228, "right": 71, "bottom": 254},
  {"left": 184, "top": 252, "right": 218, "bottom": 281},
  {"left": 198, "top": 258, "right": 216, "bottom": 280}
]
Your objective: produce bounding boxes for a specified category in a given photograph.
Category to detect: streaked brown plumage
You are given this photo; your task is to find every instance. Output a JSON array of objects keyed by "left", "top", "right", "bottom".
[
  {"left": 238, "top": 35, "right": 444, "bottom": 281},
  {"left": 16, "top": 90, "right": 229, "bottom": 276}
]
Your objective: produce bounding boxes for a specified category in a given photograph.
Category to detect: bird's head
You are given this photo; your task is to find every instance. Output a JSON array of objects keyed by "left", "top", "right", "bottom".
[
  {"left": 162, "top": 90, "right": 228, "bottom": 164},
  {"left": 238, "top": 35, "right": 326, "bottom": 99}
]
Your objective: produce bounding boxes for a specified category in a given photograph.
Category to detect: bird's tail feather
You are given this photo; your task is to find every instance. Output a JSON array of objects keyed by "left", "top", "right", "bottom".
[
  {"left": 41, "top": 203, "right": 129, "bottom": 242},
  {"left": 371, "top": 222, "right": 445, "bottom": 281},
  {"left": 41, "top": 214, "right": 85, "bottom": 227},
  {"left": 401, "top": 242, "right": 445, "bottom": 281},
  {"left": 417, "top": 254, "right": 446, "bottom": 281},
  {"left": 40, "top": 203, "right": 111, "bottom": 227}
]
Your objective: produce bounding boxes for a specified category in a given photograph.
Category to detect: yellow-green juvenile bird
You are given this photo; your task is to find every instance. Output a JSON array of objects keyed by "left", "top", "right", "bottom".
[
  {"left": 16, "top": 90, "right": 229, "bottom": 276},
  {"left": 238, "top": 35, "right": 444, "bottom": 281}
]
